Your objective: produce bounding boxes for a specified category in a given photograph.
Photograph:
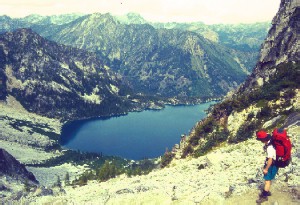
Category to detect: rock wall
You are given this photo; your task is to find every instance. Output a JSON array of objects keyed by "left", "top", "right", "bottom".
[{"left": 241, "top": 0, "right": 299, "bottom": 92}]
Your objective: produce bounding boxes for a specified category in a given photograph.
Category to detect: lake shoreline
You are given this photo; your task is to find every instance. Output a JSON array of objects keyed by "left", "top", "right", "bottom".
[
  {"left": 60, "top": 97, "right": 221, "bottom": 126},
  {"left": 60, "top": 101, "right": 218, "bottom": 160}
]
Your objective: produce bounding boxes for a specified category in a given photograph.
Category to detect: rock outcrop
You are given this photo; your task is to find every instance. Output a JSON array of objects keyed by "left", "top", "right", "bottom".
[
  {"left": 0, "top": 148, "right": 38, "bottom": 183},
  {"left": 240, "top": 0, "right": 300, "bottom": 92}
]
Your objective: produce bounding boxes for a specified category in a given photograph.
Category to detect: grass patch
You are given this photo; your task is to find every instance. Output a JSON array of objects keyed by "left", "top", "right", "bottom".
[{"left": 8, "top": 118, "right": 59, "bottom": 141}]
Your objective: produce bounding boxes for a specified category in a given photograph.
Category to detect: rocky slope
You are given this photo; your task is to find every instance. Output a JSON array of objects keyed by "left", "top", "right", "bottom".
[
  {"left": 13, "top": 121, "right": 300, "bottom": 204},
  {"left": 0, "top": 28, "right": 143, "bottom": 120},
  {"left": 0, "top": 96, "right": 89, "bottom": 201},
  {"left": 0, "top": 95, "right": 61, "bottom": 154},
  {"left": 0, "top": 148, "right": 39, "bottom": 201}
]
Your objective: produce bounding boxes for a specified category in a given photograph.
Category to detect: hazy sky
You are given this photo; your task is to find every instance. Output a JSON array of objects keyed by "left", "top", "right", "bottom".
[{"left": 1, "top": 0, "right": 280, "bottom": 24}]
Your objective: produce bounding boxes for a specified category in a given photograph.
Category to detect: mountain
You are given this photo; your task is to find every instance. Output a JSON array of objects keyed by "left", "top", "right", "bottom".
[
  {"left": 240, "top": 0, "right": 300, "bottom": 93},
  {"left": 0, "top": 13, "right": 270, "bottom": 99},
  {"left": 152, "top": 21, "right": 269, "bottom": 50},
  {"left": 0, "top": 14, "right": 83, "bottom": 31},
  {"left": 173, "top": 0, "right": 299, "bottom": 160},
  {"left": 21, "top": 14, "right": 84, "bottom": 25},
  {"left": 0, "top": 28, "right": 141, "bottom": 120},
  {"left": 115, "top": 13, "right": 148, "bottom": 24},
  {"left": 0, "top": 1, "right": 299, "bottom": 203},
  {"left": 32, "top": 13, "right": 248, "bottom": 98},
  {"left": 152, "top": 21, "right": 270, "bottom": 74},
  {"left": 0, "top": 15, "right": 22, "bottom": 34}
]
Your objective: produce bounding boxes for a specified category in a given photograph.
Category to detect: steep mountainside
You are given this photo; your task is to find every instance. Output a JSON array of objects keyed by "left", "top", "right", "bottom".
[
  {"left": 240, "top": 0, "right": 300, "bottom": 92},
  {"left": 36, "top": 13, "right": 247, "bottom": 98},
  {"left": 0, "top": 13, "right": 270, "bottom": 99},
  {"left": 0, "top": 28, "right": 140, "bottom": 120},
  {"left": 152, "top": 21, "right": 270, "bottom": 73},
  {"left": 174, "top": 0, "right": 299, "bottom": 161}
]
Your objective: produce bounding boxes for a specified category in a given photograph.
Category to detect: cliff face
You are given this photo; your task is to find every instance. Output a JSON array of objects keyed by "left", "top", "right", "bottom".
[{"left": 241, "top": 0, "right": 300, "bottom": 92}]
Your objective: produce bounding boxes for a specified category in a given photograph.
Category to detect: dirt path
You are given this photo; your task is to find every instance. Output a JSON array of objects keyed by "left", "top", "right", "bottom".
[{"left": 224, "top": 187, "right": 300, "bottom": 205}]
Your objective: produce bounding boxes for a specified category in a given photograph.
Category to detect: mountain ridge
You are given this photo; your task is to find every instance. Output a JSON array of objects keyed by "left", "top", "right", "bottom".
[
  {"left": 38, "top": 13, "right": 249, "bottom": 97},
  {"left": 0, "top": 13, "right": 270, "bottom": 98}
]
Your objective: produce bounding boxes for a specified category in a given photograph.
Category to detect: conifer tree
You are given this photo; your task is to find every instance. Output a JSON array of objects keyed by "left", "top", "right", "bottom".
[
  {"left": 24, "top": 179, "right": 31, "bottom": 192},
  {"left": 65, "top": 172, "right": 70, "bottom": 186},
  {"left": 56, "top": 176, "right": 62, "bottom": 188}
]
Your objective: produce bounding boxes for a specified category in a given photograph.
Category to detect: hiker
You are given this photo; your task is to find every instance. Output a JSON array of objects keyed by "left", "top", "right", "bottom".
[{"left": 255, "top": 130, "right": 278, "bottom": 203}]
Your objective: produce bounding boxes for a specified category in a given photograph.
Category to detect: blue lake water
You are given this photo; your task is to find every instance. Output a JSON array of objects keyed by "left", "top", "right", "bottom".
[{"left": 60, "top": 102, "right": 215, "bottom": 160}]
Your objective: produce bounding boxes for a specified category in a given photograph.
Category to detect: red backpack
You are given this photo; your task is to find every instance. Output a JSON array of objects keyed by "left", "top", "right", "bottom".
[{"left": 272, "top": 128, "right": 292, "bottom": 168}]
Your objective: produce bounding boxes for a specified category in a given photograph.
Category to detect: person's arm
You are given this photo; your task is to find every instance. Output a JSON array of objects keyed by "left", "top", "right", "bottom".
[{"left": 263, "top": 158, "right": 273, "bottom": 174}]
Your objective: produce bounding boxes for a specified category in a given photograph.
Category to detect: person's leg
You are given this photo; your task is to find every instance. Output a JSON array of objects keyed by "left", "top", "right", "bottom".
[
  {"left": 264, "top": 180, "right": 271, "bottom": 192},
  {"left": 257, "top": 166, "right": 276, "bottom": 203},
  {"left": 263, "top": 165, "right": 278, "bottom": 191}
]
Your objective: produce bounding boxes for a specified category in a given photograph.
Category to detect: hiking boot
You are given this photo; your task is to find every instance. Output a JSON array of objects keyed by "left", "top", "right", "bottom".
[
  {"left": 256, "top": 196, "right": 268, "bottom": 204},
  {"left": 259, "top": 191, "right": 271, "bottom": 197}
]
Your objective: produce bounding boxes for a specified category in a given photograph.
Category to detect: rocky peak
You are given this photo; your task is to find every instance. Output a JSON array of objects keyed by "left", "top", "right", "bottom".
[
  {"left": 116, "top": 13, "right": 148, "bottom": 24},
  {"left": 21, "top": 14, "right": 82, "bottom": 25},
  {"left": 0, "top": 148, "right": 38, "bottom": 183},
  {"left": 0, "top": 15, "right": 11, "bottom": 21},
  {"left": 1, "top": 28, "right": 44, "bottom": 47},
  {"left": 87, "top": 13, "right": 119, "bottom": 25},
  {"left": 21, "top": 14, "right": 45, "bottom": 24},
  {"left": 240, "top": 0, "right": 299, "bottom": 92}
]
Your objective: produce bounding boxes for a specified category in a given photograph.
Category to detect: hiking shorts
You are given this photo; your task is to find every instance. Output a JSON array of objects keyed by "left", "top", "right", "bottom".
[{"left": 264, "top": 165, "right": 278, "bottom": 180}]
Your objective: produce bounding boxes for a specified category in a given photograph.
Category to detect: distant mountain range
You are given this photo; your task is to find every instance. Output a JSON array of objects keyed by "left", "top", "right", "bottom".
[{"left": 0, "top": 13, "right": 270, "bottom": 99}]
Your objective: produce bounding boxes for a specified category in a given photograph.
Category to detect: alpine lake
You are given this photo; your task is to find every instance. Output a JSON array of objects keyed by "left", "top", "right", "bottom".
[{"left": 61, "top": 101, "right": 216, "bottom": 160}]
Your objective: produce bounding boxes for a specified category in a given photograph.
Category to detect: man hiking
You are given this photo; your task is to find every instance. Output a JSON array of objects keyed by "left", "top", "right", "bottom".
[{"left": 256, "top": 130, "right": 278, "bottom": 203}]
